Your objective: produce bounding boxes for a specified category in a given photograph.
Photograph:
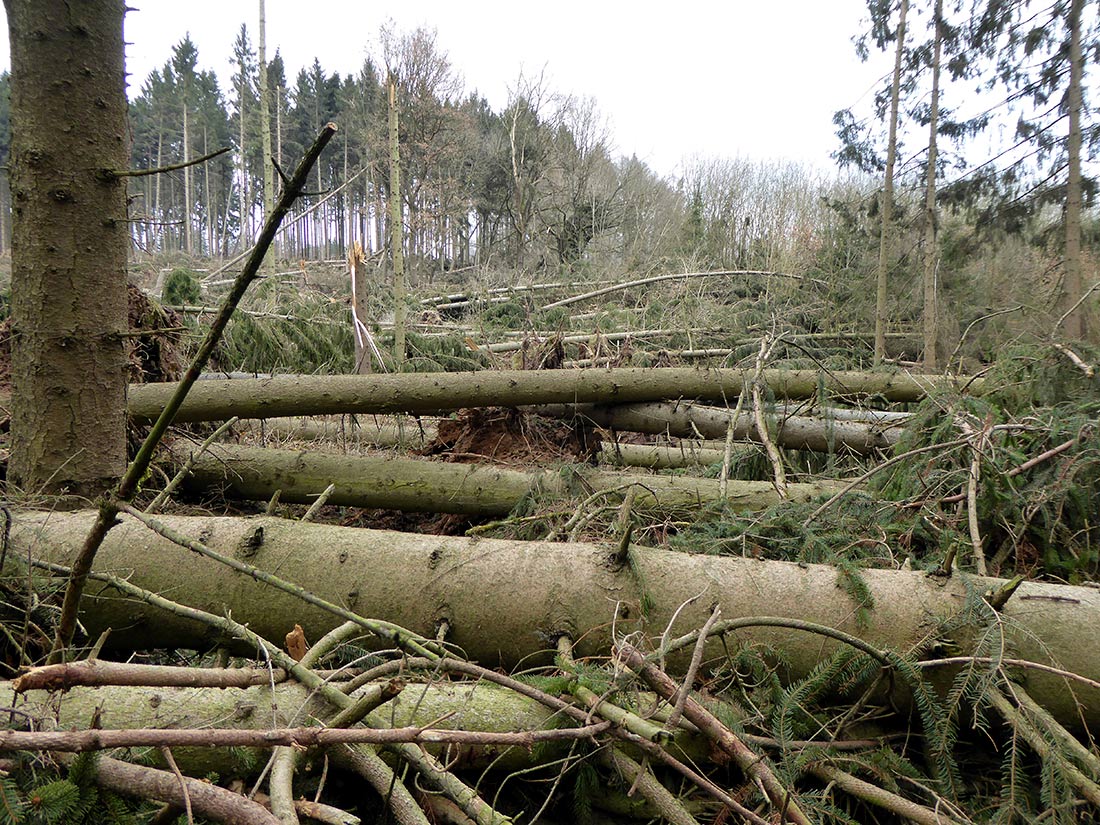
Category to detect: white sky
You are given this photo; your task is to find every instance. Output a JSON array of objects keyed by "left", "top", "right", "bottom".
[{"left": 0, "top": 1, "right": 884, "bottom": 178}]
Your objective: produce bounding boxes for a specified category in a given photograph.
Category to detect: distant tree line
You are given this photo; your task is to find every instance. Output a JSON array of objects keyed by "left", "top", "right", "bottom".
[{"left": 0, "top": 3, "right": 1094, "bottom": 339}]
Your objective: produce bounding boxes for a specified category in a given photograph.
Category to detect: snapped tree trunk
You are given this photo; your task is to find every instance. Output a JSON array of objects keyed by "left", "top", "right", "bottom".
[
  {"left": 164, "top": 442, "right": 840, "bottom": 516},
  {"left": 127, "top": 367, "right": 983, "bottom": 423},
  {"left": 4, "top": 0, "right": 130, "bottom": 497},
  {"left": 10, "top": 509, "right": 1100, "bottom": 729}
]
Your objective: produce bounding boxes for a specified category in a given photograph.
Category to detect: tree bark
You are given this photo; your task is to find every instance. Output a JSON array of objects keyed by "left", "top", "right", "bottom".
[
  {"left": 127, "top": 367, "right": 983, "bottom": 423},
  {"left": 875, "top": 0, "right": 908, "bottom": 365},
  {"left": 4, "top": 0, "right": 129, "bottom": 497},
  {"left": 10, "top": 509, "right": 1100, "bottom": 729},
  {"left": 165, "top": 442, "right": 839, "bottom": 516},
  {"left": 537, "top": 401, "right": 904, "bottom": 455}
]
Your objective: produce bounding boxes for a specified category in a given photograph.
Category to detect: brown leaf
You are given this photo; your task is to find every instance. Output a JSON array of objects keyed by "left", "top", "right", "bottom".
[{"left": 285, "top": 624, "right": 309, "bottom": 662}]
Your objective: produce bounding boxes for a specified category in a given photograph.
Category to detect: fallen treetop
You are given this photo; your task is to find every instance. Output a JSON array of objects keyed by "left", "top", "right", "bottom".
[
  {"left": 128, "top": 367, "right": 984, "bottom": 423},
  {"left": 9, "top": 509, "right": 1099, "bottom": 729}
]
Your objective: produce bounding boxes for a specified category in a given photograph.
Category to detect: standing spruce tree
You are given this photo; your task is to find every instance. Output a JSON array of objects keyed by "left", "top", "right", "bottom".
[
  {"left": 4, "top": 0, "right": 129, "bottom": 497},
  {"left": 834, "top": 0, "right": 913, "bottom": 365},
  {"left": 230, "top": 24, "right": 258, "bottom": 247},
  {"left": 836, "top": 0, "right": 983, "bottom": 368},
  {"left": 875, "top": 0, "right": 909, "bottom": 366},
  {"left": 171, "top": 36, "right": 199, "bottom": 254},
  {"left": 921, "top": 0, "right": 945, "bottom": 370},
  {"left": 129, "top": 67, "right": 173, "bottom": 251},
  {"left": 965, "top": 0, "right": 1098, "bottom": 340},
  {"left": 258, "top": 0, "right": 274, "bottom": 231}
]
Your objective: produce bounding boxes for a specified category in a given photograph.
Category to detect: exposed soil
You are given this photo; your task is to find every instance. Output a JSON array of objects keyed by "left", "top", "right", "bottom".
[
  {"left": 422, "top": 406, "right": 598, "bottom": 467},
  {"left": 126, "top": 282, "right": 186, "bottom": 384}
]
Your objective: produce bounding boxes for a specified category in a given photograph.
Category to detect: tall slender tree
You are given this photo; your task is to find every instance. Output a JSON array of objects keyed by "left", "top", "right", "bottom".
[
  {"left": 388, "top": 71, "right": 407, "bottom": 369},
  {"left": 0, "top": 71, "right": 10, "bottom": 255},
  {"left": 1061, "top": 0, "right": 1086, "bottom": 340},
  {"left": 258, "top": 0, "right": 274, "bottom": 227},
  {"left": 964, "top": 0, "right": 1098, "bottom": 340},
  {"left": 171, "top": 36, "right": 199, "bottom": 253},
  {"left": 875, "top": 0, "right": 909, "bottom": 365},
  {"left": 922, "top": 0, "right": 945, "bottom": 371},
  {"left": 230, "top": 24, "right": 257, "bottom": 246}
]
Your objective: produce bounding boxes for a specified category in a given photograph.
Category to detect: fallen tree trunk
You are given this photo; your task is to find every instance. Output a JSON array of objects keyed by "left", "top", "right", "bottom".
[
  {"left": 128, "top": 367, "right": 983, "bottom": 424},
  {"left": 9, "top": 510, "right": 1100, "bottom": 728},
  {"left": 537, "top": 401, "right": 905, "bottom": 454},
  {"left": 244, "top": 417, "right": 728, "bottom": 470},
  {"left": 246, "top": 416, "right": 438, "bottom": 449},
  {"left": 165, "top": 442, "right": 837, "bottom": 515},
  {"left": 13, "top": 679, "right": 684, "bottom": 775},
  {"left": 241, "top": 417, "right": 727, "bottom": 470},
  {"left": 775, "top": 404, "right": 913, "bottom": 424},
  {"left": 597, "top": 441, "right": 731, "bottom": 469}
]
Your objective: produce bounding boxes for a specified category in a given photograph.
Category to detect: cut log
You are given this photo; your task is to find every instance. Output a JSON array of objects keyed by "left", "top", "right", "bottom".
[
  {"left": 165, "top": 442, "right": 839, "bottom": 516},
  {"left": 127, "top": 367, "right": 983, "bottom": 424},
  {"left": 9, "top": 509, "right": 1099, "bottom": 728},
  {"left": 537, "top": 401, "right": 904, "bottom": 455}
]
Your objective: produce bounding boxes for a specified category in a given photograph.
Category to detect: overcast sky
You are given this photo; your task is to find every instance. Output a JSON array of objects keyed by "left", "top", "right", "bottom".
[{"left": 0, "top": 2, "right": 886, "bottom": 178}]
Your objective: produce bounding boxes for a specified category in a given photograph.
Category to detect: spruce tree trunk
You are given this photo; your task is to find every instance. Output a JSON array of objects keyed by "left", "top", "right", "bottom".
[
  {"left": 165, "top": 442, "right": 839, "bottom": 516},
  {"left": 922, "top": 0, "right": 943, "bottom": 372},
  {"left": 182, "top": 104, "right": 192, "bottom": 253},
  {"left": 388, "top": 72, "right": 407, "bottom": 369},
  {"left": 4, "top": 0, "right": 130, "bottom": 497},
  {"left": 12, "top": 680, "right": 638, "bottom": 776},
  {"left": 874, "top": 0, "right": 908, "bottom": 365},
  {"left": 126, "top": 368, "right": 983, "bottom": 424},
  {"left": 1060, "top": 0, "right": 1086, "bottom": 340},
  {"left": 258, "top": 0, "right": 274, "bottom": 228},
  {"left": 154, "top": 130, "right": 164, "bottom": 248},
  {"left": 537, "top": 401, "right": 903, "bottom": 455},
  {"left": 238, "top": 82, "right": 250, "bottom": 247}
]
